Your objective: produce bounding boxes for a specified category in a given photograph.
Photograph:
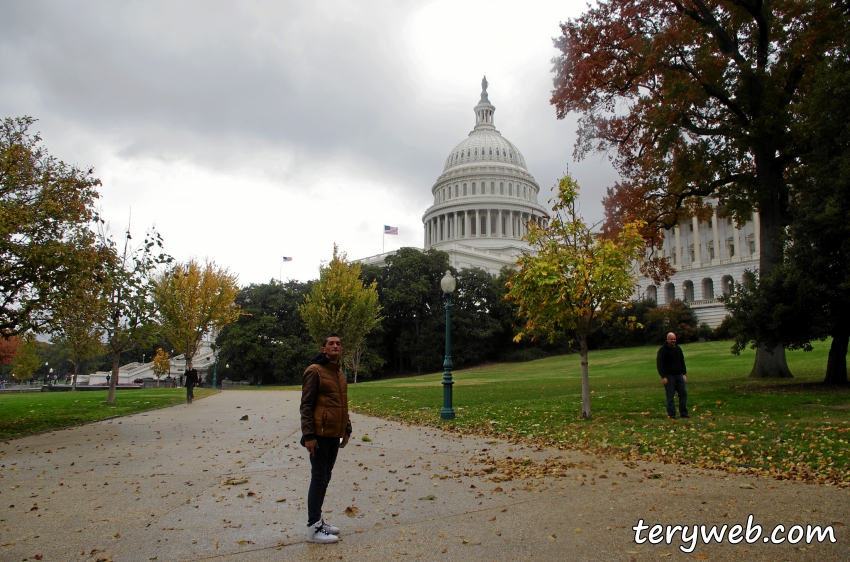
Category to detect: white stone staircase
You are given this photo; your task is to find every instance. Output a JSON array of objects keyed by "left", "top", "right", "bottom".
[{"left": 80, "top": 340, "right": 217, "bottom": 385}]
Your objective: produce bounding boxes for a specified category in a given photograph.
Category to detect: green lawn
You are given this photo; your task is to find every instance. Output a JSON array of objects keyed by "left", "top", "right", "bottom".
[
  {"left": 348, "top": 341, "right": 850, "bottom": 485},
  {"left": 0, "top": 388, "right": 217, "bottom": 439}
]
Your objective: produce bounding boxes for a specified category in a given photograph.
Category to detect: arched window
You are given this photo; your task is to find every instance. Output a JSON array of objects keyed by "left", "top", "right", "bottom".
[
  {"left": 489, "top": 148, "right": 492, "bottom": 156},
  {"left": 463, "top": 183, "right": 467, "bottom": 196},
  {"left": 523, "top": 185, "right": 526, "bottom": 198},
  {"left": 683, "top": 280, "right": 694, "bottom": 302},
  {"left": 646, "top": 285, "right": 657, "bottom": 303},
  {"left": 664, "top": 283, "right": 675, "bottom": 304},
  {"left": 491, "top": 182, "right": 495, "bottom": 194},
  {"left": 455, "top": 185, "right": 459, "bottom": 197},
  {"left": 509, "top": 183, "right": 513, "bottom": 196},
  {"left": 475, "top": 148, "right": 478, "bottom": 156},
  {"left": 509, "top": 151, "right": 513, "bottom": 159},
  {"left": 442, "top": 188, "right": 445, "bottom": 201},
  {"left": 500, "top": 182, "right": 504, "bottom": 194},
  {"left": 722, "top": 275, "right": 734, "bottom": 296},
  {"left": 480, "top": 215, "right": 487, "bottom": 235},
  {"left": 472, "top": 182, "right": 476, "bottom": 195},
  {"left": 702, "top": 278, "right": 714, "bottom": 299}
]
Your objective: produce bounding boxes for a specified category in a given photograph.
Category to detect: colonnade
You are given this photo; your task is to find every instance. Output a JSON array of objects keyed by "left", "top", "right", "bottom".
[
  {"left": 667, "top": 210, "right": 761, "bottom": 266},
  {"left": 424, "top": 208, "right": 545, "bottom": 247}
]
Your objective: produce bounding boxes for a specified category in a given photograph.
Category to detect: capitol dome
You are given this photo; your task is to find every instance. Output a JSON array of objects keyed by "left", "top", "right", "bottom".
[{"left": 422, "top": 77, "right": 549, "bottom": 273}]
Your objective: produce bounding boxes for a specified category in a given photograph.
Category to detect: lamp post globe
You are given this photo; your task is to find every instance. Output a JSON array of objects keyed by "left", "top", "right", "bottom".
[{"left": 440, "top": 270, "right": 456, "bottom": 420}]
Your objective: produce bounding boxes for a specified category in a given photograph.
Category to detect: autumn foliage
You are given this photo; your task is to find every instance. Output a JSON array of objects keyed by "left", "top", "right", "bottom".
[
  {"left": 0, "top": 335, "right": 23, "bottom": 365},
  {"left": 550, "top": 0, "right": 849, "bottom": 284},
  {"left": 506, "top": 176, "right": 644, "bottom": 418}
]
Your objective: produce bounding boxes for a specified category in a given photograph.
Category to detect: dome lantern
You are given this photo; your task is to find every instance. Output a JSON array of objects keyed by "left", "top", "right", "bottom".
[{"left": 473, "top": 75, "right": 496, "bottom": 131}]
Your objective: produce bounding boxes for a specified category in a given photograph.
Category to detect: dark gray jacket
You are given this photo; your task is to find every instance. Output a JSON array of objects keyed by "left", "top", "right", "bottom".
[{"left": 656, "top": 344, "right": 686, "bottom": 378}]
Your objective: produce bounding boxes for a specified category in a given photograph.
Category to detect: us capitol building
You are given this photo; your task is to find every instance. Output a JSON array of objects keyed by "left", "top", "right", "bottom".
[
  {"left": 361, "top": 77, "right": 549, "bottom": 274},
  {"left": 361, "top": 77, "right": 757, "bottom": 327}
]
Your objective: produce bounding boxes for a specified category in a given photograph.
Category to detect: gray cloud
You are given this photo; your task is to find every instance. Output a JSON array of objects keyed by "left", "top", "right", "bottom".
[{"left": 0, "top": 0, "right": 618, "bottom": 279}]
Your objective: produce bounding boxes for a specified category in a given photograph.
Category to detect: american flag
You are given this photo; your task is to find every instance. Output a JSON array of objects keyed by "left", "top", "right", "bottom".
[
  {"left": 282, "top": 256, "right": 293, "bottom": 262},
  {"left": 384, "top": 225, "right": 399, "bottom": 235}
]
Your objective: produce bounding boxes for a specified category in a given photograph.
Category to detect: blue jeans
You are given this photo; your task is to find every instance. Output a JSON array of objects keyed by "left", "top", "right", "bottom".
[
  {"left": 665, "top": 374, "right": 688, "bottom": 417},
  {"left": 307, "top": 436, "right": 340, "bottom": 526}
]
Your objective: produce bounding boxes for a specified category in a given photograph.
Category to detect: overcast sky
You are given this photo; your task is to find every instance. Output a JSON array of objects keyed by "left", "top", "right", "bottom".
[{"left": 0, "top": 0, "right": 619, "bottom": 285}]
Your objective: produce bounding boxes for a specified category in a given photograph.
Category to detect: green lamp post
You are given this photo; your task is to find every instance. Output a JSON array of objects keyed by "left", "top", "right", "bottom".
[
  {"left": 212, "top": 348, "right": 219, "bottom": 390},
  {"left": 440, "top": 270, "right": 457, "bottom": 420}
]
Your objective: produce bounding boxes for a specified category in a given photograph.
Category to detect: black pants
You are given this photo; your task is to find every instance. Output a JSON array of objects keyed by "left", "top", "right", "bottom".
[
  {"left": 307, "top": 436, "right": 340, "bottom": 526},
  {"left": 664, "top": 374, "right": 688, "bottom": 417},
  {"left": 186, "top": 383, "right": 195, "bottom": 403}
]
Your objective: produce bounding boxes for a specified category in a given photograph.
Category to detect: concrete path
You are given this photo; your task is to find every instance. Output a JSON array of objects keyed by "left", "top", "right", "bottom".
[{"left": 0, "top": 391, "right": 847, "bottom": 561}]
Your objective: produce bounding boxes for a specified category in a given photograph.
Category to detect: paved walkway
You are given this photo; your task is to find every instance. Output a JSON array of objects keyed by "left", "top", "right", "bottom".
[{"left": 0, "top": 391, "right": 847, "bottom": 561}]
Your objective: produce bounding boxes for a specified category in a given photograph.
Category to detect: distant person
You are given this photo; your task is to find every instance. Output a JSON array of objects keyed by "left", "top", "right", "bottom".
[
  {"left": 657, "top": 332, "right": 689, "bottom": 419},
  {"left": 300, "top": 333, "right": 352, "bottom": 544},
  {"left": 184, "top": 362, "right": 199, "bottom": 404}
]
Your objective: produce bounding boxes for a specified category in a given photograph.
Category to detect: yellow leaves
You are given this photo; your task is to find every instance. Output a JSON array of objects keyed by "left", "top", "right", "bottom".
[
  {"left": 151, "top": 348, "right": 170, "bottom": 379},
  {"left": 345, "top": 505, "right": 359, "bottom": 516},
  {"left": 299, "top": 244, "right": 382, "bottom": 357},
  {"left": 154, "top": 258, "right": 242, "bottom": 358}
]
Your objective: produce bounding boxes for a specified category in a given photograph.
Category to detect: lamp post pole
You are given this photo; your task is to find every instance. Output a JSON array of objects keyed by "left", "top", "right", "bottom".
[
  {"left": 440, "top": 271, "right": 456, "bottom": 420},
  {"left": 213, "top": 349, "right": 219, "bottom": 390}
]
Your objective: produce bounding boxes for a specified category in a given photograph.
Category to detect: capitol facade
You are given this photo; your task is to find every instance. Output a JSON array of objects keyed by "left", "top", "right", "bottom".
[
  {"left": 635, "top": 204, "right": 762, "bottom": 327},
  {"left": 361, "top": 77, "right": 549, "bottom": 274}
]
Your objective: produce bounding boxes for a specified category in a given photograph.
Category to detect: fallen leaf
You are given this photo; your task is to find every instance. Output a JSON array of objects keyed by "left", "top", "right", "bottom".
[
  {"left": 275, "top": 498, "right": 287, "bottom": 503},
  {"left": 419, "top": 494, "right": 436, "bottom": 501},
  {"left": 224, "top": 477, "right": 248, "bottom": 486},
  {"left": 547, "top": 535, "right": 556, "bottom": 541},
  {"left": 240, "top": 415, "right": 248, "bottom": 421},
  {"left": 345, "top": 505, "right": 359, "bottom": 516},
  {"left": 237, "top": 540, "right": 255, "bottom": 546},
  {"left": 489, "top": 516, "right": 496, "bottom": 521},
  {"left": 691, "top": 555, "right": 709, "bottom": 560},
  {"left": 739, "top": 483, "right": 754, "bottom": 489}
]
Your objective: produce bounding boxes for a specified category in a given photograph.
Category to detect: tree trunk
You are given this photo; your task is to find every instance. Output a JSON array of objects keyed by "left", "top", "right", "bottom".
[
  {"left": 748, "top": 344, "right": 793, "bottom": 378},
  {"left": 107, "top": 352, "right": 120, "bottom": 404},
  {"left": 579, "top": 336, "right": 591, "bottom": 419},
  {"left": 752, "top": 178, "right": 793, "bottom": 377},
  {"left": 824, "top": 329, "right": 849, "bottom": 385}
]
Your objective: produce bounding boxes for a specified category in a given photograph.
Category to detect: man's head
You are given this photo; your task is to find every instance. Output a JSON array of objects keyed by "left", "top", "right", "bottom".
[
  {"left": 188, "top": 362, "right": 194, "bottom": 370},
  {"left": 321, "top": 333, "right": 343, "bottom": 361},
  {"left": 666, "top": 333, "right": 677, "bottom": 347}
]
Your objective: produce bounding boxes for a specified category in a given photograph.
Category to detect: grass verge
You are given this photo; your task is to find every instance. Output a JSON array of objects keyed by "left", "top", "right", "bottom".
[
  {"left": 348, "top": 340, "right": 849, "bottom": 486},
  {"left": 0, "top": 388, "right": 217, "bottom": 439}
]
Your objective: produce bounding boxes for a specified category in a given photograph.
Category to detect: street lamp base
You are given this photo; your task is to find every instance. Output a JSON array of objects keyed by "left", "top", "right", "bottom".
[{"left": 440, "top": 409, "right": 455, "bottom": 420}]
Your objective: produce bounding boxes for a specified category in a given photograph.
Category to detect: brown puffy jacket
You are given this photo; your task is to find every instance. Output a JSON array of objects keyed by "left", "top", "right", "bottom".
[{"left": 300, "top": 360, "right": 352, "bottom": 443}]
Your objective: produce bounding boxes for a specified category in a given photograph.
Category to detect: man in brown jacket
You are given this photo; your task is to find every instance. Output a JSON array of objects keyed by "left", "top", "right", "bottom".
[{"left": 300, "top": 332, "right": 352, "bottom": 543}]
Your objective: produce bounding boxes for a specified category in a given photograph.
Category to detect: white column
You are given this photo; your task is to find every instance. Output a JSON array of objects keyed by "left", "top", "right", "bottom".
[
  {"left": 692, "top": 216, "right": 701, "bottom": 267},
  {"left": 712, "top": 207, "right": 720, "bottom": 264},
  {"left": 487, "top": 209, "right": 491, "bottom": 236},
  {"left": 753, "top": 211, "right": 761, "bottom": 255},
  {"left": 674, "top": 224, "right": 681, "bottom": 266},
  {"left": 732, "top": 219, "right": 740, "bottom": 259}
]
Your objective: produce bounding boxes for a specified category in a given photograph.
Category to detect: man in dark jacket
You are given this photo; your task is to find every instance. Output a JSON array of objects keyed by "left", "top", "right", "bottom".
[
  {"left": 656, "top": 332, "right": 689, "bottom": 419},
  {"left": 184, "top": 362, "right": 199, "bottom": 404},
  {"left": 300, "top": 333, "right": 351, "bottom": 544}
]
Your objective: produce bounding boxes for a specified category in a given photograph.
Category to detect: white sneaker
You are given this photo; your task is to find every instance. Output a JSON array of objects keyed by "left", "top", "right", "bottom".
[
  {"left": 320, "top": 519, "right": 340, "bottom": 535},
  {"left": 307, "top": 520, "right": 339, "bottom": 543}
]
